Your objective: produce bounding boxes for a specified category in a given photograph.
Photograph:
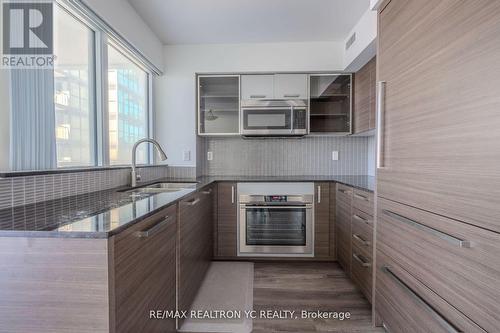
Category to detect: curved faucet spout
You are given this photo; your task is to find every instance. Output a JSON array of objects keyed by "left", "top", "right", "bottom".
[{"left": 131, "top": 138, "right": 168, "bottom": 187}]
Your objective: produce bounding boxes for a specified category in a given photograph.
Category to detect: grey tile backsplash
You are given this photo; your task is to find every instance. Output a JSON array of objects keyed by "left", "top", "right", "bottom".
[
  {"left": 198, "top": 136, "right": 371, "bottom": 176},
  {"left": 0, "top": 166, "right": 195, "bottom": 209},
  {"left": 0, "top": 136, "right": 374, "bottom": 210}
]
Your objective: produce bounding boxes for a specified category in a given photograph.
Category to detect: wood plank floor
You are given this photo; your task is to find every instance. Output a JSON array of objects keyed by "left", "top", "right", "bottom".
[{"left": 252, "top": 262, "right": 384, "bottom": 333}]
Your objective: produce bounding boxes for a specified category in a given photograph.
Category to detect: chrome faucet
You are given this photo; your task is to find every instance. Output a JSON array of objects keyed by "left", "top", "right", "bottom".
[{"left": 131, "top": 138, "right": 168, "bottom": 187}]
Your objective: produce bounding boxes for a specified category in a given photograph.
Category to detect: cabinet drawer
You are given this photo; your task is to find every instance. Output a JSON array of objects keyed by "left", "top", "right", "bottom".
[
  {"left": 376, "top": 250, "right": 485, "bottom": 333},
  {"left": 112, "top": 204, "right": 177, "bottom": 333},
  {"left": 336, "top": 183, "right": 353, "bottom": 204},
  {"left": 352, "top": 188, "right": 374, "bottom": 216},
  {"left": 378, "top": 197, "right": 500, "bottom": 333},
  {"left": 351, "top": 242, "right": 372, "bottom": 303},
  {"left": 351, "top": 208, "right": 373, "bottom": 258}
]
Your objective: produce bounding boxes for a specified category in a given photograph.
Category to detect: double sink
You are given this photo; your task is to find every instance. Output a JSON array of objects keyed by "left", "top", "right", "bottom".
[{"left": 125, "top": 182, "right": 198, "bottom": 196}]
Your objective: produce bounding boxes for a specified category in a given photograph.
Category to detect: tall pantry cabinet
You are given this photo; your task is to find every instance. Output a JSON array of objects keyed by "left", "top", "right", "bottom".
[{"left": 374, "top": 0, "right": 500, "bottom": 332}]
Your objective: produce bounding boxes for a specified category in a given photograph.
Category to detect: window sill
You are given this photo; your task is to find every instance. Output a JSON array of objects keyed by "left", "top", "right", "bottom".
[{"left": 0, "top": 164, "right": 168, "bottom": 178}]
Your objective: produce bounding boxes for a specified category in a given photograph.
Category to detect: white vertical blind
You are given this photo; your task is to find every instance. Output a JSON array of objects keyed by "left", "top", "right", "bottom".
[{"left": 10, "top": 69, "right": 57, "bottom": 170}]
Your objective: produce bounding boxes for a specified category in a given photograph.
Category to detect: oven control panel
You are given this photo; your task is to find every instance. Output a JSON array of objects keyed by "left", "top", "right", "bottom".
[{"left": 265, "top": 195, "right": 288, "bottom": 202}]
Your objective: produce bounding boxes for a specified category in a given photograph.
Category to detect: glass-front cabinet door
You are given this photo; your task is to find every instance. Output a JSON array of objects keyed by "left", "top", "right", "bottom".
[
  {"left": 198, "top": 75, "right": 240, "bottom": 135},
  {"left": 309, "top": 74, "right": 352, "bottom": 134}
]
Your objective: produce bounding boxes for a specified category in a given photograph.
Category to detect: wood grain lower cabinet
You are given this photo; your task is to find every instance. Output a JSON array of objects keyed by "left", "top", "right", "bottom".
[
  {"left": 314, "top": 182, "right": 330, "bottom": 258},
  {"left": 351, "top": 242, "right": 372, "bottom": 304},
  {"left": 336, "top": 184, "right": 353, "bottom": 274},
  {"left": 377, "top": 197, "right": 500, "bottom": 333},
  {"left": 0, "top": 237, "right": 110, "bottom": 333},
  {"left": 375, "top": 250, "right": 485, "bottom": 333},
  {"left": 111, "top": 204, "right": 177, "bottom": 333},
  {"left": 216, "top": 182, "right": 237, "bottom": 257},
  {"left": 178, "top": 187, "right": 214, "bottom": 314}
]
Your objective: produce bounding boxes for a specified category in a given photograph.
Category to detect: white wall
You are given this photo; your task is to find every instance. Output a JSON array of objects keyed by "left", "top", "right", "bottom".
[
  {"left": 154, "top": 41, "right": 344, "bottom": 167},
  {"left": 83, "top": 0, "right": 164, "bottom": 71},
  {"left": 343, "top": 8, "right": 377, "bottom": 72},
  {"left": 0, "top": 70, "right": 9, "bottom": 171}
]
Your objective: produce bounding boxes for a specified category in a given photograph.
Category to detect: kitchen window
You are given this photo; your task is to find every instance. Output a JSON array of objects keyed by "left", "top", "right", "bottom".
[
  {"left": 9, "top": 1, "right": 156, "bottom": 171},
  {"left": 107, "top": 43, "right": 150, "bottom": 165},
  {"left": 54, "top": 4, "right": 96, "bottom": 167}
]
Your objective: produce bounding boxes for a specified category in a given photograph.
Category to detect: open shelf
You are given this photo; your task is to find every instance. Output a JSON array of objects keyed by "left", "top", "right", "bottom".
[
  {"left": 310, "top": 114, "right": 349, "bottom": 117},
  {"left": 309, "top": 74, "right": 352, "bottom": 134}
]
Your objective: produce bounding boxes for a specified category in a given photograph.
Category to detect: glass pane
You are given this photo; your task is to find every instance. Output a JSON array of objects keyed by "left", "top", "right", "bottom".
[
  {"left": 108, "top": 44, "right": 149, "bottom": 165},
  {"left": 53, "top": 6, "right": 95, "bottom": 167},
  {"left": 246, "top": 208, "right": 306, "bottom": 246},
  {"left": 199, "top": 76, "right": 239, "bottom": 134},
  {"left": 244, "top": 109, "right": 290, "bottom": 129}
]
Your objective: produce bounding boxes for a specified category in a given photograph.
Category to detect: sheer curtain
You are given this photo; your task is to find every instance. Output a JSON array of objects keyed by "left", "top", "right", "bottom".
[{"left": 10, "top": 69, "right": 57, "bottom": 170}]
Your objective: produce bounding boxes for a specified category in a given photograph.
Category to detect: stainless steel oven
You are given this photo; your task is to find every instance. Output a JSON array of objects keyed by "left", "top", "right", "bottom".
[
  {"left": 238, "top": 187, "right": 314, "bottom": 257},
  {"left": 240, "top": 100, "right": 308, "bottom": 136}
]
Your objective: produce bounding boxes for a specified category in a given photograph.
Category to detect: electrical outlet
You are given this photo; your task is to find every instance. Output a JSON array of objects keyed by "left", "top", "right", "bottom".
[
  {"left": 207, "top": 151, "right": 213, "bottom": 161},
  {"left": 182, "top": 150, "right": 191, "bottom": 161},
  {"left": 332, "top": 151, "right": 339, "bottom": 161}
]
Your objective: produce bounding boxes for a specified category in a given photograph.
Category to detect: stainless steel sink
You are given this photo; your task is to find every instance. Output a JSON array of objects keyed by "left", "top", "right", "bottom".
[{"left": 126, "top": 182, "right": 198, "bottom": 195}]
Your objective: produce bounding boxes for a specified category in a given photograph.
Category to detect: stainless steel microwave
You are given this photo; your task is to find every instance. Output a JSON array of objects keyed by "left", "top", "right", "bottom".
[{"left": 240, "top": 100, "right": 308, "bottom": 136}]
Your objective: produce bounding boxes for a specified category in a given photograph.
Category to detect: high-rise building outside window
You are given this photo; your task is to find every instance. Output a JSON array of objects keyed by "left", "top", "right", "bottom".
[{"left": 107, "top": 44, "right": 149, "bottom": 165}]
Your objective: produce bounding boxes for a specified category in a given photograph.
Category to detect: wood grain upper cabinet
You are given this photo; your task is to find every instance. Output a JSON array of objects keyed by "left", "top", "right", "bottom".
[
  {"left": 377, "top": 0, "right": 500, "bottom": 232},
  {"left": 336, "top": 184, "right": 353, "bottom": 274},
  {"left": 111, "top": 204, "right": 177, "bottom": 333},
  {"left": 353, "top": 57, "right": 376, "bottom": 134},
  {"left": 217, "top": 182, "right": 237, "bottom": 257},
  {"left": 274, "top": 74, "right": 308, "bottom": 99},
  {"left": 241, "top": 75, "right": 274, "bottom": 99},
  {"left": 178, "top": 188, "right": 214, "bottom": 313},
  {"left": 314, "top": 182, "right": 330, "bottom": 258}
]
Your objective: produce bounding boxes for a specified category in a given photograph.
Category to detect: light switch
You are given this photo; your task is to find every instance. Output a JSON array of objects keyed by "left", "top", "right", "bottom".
[
  {"left": 182, "top": 150, "right": 191, "bottom": 161},
  {"left": 332, "top": 151, "right": 339, "bottom": 161},
  {"left": 207, "top": 151, "right": 213, "bottom": 161}
]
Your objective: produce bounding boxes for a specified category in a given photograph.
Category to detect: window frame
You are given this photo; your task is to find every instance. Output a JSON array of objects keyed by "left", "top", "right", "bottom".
[{"left": 53, "top": 0, "right": 154, "bottom": 168}]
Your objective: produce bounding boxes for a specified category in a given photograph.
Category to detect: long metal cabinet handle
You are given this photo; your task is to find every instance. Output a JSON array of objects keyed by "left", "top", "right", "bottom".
[
  {"left": 382, "top": 210, "right": 471, "bottom": 248},
  {"left": 338, "top": 188, "right": 351, "bottom": 195},
  {"left": 353, "top": 214, "right": 370, "bottom": 224},
  {"left": 376, "top": 81, "right": 386, "bottom": 168},
  {"left": 185, "top": 198, "right": 200, "bottom": 206},
  {"left": 317, "top": 185, "right": 321, "bottom": 204},
  {"left": 245, "top": 205, "right": 313, "bottom": 210},
  {"left": 250, "top": 94, "right": 266, "bottom": 99},
  {"left": 231, "top": 186, "right": 235, "bottom": 204},
  {"left": 353, "top": 233, "right": 370, "bottom": 246},
  {"left": 135, "top": 215, "right": 174, "bottom": 238},
  {"left": 202, "top": 188, "right": 212, "bottom": 195},
  {"left": 290, "top": 106, "right": 294, "bottom": 133},
  {"left": 353, "top": 253, "right": 371, "bottom": 267},
  {"left": 284, "top": 94, "right": 300, "bottom": 98},
  {"left": 353, "top": 193, "right": 368, "bottom": 201},
  {"left": 382, "top": 267, "right": 462, "bottom": 333}
]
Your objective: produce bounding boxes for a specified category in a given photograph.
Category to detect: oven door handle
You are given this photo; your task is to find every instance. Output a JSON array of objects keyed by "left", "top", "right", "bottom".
[{"left": 242, "top": 204, "right": 313, "bottom": 209}]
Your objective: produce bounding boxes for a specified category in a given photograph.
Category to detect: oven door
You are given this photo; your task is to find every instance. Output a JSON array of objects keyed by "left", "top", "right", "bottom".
[{"left": 238, "top": 204, "right": 314, "bottom": 256}]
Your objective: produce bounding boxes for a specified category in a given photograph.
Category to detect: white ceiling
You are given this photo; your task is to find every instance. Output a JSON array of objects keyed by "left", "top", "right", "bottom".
[{"left": 127, "top": 0, "right": 370, "bottom": 45}]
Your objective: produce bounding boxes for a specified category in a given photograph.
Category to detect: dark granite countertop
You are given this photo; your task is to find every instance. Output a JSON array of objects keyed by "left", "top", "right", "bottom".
[{"left": 0, "top": 175, "right": 374, "bottom": 238}]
